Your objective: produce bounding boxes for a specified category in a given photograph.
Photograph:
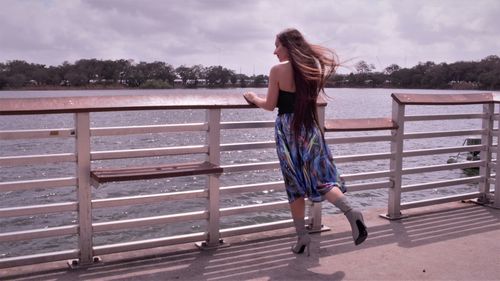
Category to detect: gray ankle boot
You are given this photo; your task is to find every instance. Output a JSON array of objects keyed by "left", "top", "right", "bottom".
[
  {"left": 333, "top": 196, "right": 368, "bottom": 246},
  {"left": 292, "top": 218, "right": 311, "bottom": 256}
]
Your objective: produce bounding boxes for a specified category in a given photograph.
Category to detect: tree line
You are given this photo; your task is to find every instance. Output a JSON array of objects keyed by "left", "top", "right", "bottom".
[
  {"left": 330, "top": 55, "right": 500, "bottom": 90},
  {"left": 0, "top": 55, "right": 499, "bottom": 90},
  {"left": 0, "top": 59, "right": 269, "bottom": 90}
]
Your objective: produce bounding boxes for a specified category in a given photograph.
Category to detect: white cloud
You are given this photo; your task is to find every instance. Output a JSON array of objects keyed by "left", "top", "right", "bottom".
[{"left": 0, "top": 0, "right": 498, "bottom": 75}]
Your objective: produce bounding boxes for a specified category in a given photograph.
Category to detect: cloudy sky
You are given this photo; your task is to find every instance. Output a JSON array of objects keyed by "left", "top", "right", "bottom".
[{"left": 0, "top": 0, "right": 499, "bottom": 75}]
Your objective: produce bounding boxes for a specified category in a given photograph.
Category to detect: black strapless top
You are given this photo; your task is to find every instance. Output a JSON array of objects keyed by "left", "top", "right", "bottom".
[{"left": 277, "top": 89, "right": 295, "bottom": 115}]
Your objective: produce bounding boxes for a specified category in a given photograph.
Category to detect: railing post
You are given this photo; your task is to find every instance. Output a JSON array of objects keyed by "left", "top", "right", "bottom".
[
  {"left": 384, "top": 99, "right": 405, "bottom": 219},
  {"left": 494, "top": 104, "right": 500, "bottom": 208},
  {"left": 198, "top": 108, "right": 224, "bottom": 248},
  {"left": 72, "top": 112, "right": 95, "bottom": 266},
  {"left": 308, "top": 105, "right": 327, "bottom": 232},
  {"left": 477, "top": 104, "right": 494, "bottom": 204}
]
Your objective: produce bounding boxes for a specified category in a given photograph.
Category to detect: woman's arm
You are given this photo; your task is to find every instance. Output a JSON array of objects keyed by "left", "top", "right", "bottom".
[{"left": 243, "top": 66, "right": 280, "bottom": 111}]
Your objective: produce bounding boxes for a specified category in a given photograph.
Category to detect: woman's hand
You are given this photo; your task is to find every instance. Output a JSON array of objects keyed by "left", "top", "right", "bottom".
[{"left": 243, "top": 92, "right": 257, "bottom": 104}]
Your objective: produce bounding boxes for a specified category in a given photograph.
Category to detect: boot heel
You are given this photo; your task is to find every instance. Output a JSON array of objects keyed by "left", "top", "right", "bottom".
[
  {"left": 345, "top": 210, "right": 368, "bottom": 246},
  {"left": 354, "top": 219, "right": 368, "bottom": 246},
  {"left": 291, "top": 235, "right": 311, "bottom": 256}
]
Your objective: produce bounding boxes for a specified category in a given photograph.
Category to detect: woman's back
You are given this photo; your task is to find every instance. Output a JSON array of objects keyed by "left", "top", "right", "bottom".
[{"left": 275, "top": 62, "right": 295, "bottom": 93}]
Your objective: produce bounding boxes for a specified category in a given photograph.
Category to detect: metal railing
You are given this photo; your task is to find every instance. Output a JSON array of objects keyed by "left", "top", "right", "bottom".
[
  {"left": 0, "top": 92, "right": 498, "bottom": 269},
  {"left": 385, "top": 93, "right": 499, "bottom": 218}
]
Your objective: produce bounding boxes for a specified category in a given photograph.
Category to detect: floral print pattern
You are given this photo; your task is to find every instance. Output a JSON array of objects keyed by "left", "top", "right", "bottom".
[{"left": 275, "top": 113, "right": 346, "bottom": 203}]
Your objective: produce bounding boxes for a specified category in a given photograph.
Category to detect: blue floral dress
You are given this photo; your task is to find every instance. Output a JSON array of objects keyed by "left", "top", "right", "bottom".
[{"left": 275, "top": 113, "right": 346, "bottom": 203}]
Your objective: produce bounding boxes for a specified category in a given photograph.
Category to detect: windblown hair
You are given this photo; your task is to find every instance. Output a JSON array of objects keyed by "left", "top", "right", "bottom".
[{"left": 277, "top": 28, "right": 339, "bottom": 137}]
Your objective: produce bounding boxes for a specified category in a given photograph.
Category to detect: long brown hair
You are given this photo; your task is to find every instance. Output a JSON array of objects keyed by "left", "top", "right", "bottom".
[{"left": 277, "top": 28, "right": 339, "bottom": 136}]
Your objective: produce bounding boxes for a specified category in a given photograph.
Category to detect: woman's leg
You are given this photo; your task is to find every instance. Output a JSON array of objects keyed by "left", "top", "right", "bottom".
[
  {"left": 323, "top": 185, "right": 344, "bottom": 203},
  {"left": 290, "top": 196, "right": 305, "bottom": 219},
  {"left": 289, "top": 197, "right": 310, "bottom": 255},
  {"left": 324, "top": 187, "right": 368, "bottom": 246}
]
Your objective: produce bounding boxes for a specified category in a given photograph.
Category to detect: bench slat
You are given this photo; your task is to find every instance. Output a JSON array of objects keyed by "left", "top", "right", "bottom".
[
  {"left": 91, "top": 161, "right": 222, "bottom": 184},
  {"left": 325, "top": 118, "right": 398, "bottom": 132}
]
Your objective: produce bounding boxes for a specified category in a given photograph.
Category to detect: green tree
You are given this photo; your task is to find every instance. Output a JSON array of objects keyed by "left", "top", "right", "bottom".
[
  {"left": 205, "top": 66, "right": 235, "bottom": 87},
  {"left": 252, "top": 74, "right": 268, "bottom": 87},
  {"left": 390, "top": 68, "right": 414, "bottom": 88},
  {"left": 45, "top": 66, "right": 64, "bottom": 86},
  {"left": 355, "top": 60, "right": 375, "bottom": 73},
  {"left": 7, "top": 73, "right": 27, "bottom": 87},
  {"left": 420, "top": 63, "right": 448, "bottom": 88},
  {"left": 64, "top": 71, "right": 87, "bottom": 87},
  {"left": 146, "top": 61, "right": 176, "bottom": 83},
  {"left": 175, "top": 65, "right": 191, "bottom": 85},
  {"left": 384, "top": 64, "right": 401, "bottom": 75},
  {"left": 74, "top": 59, "right": 102, "bottom": 84},
  {"left": 190, "top": 65, "right": 206, "bottom": 87},
  {"left": 234, "top": 73, "right": 249, "bottom": 87},
  {"left": 0, "top": 63, "right": 7, "bottom": 89}
]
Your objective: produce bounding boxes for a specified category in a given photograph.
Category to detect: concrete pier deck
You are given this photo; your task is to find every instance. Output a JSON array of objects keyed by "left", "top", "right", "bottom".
[{"left": 2, "top": 201, "right": 499, "bottom": 281}]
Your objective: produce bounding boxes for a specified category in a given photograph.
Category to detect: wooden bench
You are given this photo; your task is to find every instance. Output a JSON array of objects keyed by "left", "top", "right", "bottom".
[
  {"left": 90, "top": 161, "right": 222, "bottom": 187},
  {"left": 325, "top": 118, "right": 398, "bottom": 132}
]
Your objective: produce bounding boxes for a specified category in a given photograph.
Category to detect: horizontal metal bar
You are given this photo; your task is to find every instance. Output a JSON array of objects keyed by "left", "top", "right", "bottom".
[
  {"left": 221, "top": 121, "right": 274, "bottom": 129},
  {"left": 346, "top": 181, "right": 392, "bottom": 191},
  {"left": 0, "top": 153, "right": 76, "bottom": 166},
  {"left": 91, "top": 123, "right": 207, "bottom": 136},
  {"left": 401, "top": 192, "right": 482, "bottom": 210},
  {"left": 91, "top": 145, "right": 208, "bottom": 160},
  {"left": 220, "top": 201, "right": 289, "bottom": 217},
  {"left": 221, "top": 161, "right": 280, "bottom": 173},
  {"left": 402, "top": 176, "right": 483, "bottom": 192},
  {"left": 334, "top": 152, "right": 392, "bottom": 163},
  {"left": 402, "top": 161, "right": 484, "bottom": 175},
  {"left": 92, "top": 211, "right": 208, "bottom": 232},
  {"left": 221, "top": 219, "right": 294, "bottom": 238},
  {"left": 325, "top": 135, "right": 393, "bottom": 144},
  {"left": 93, "top": 232, "right": 206, "bottom": 256},
  {"left": 404, "top": 113, "right": 486, "bottom": 121},
  {"left": 342, "top": 170, "right": 393, "bottom": 181},
  {"left": 220, "top": 181, "right": 284, "bottom": 195},
  {"left": 0, "top": 202, "right": 77, "bottom": 218},
  {"left": 0, "top": 128, "right": 75, "bottom": 140},
  {"left": 92, "top": 189, "right": 208, "bottom": 209},
  {"left": 221, "top": 141, "right": 275, "bottom": 151},
  {"left": 0, "top": 249, "right": 79, "bottom": 269},
  {"left": 402, "top": 145, "right": 485, "bottom": 158},
  {"left": 404, "top": 129, "right": 485, "bottom": 139},
  {"left": 0, "top": 225, "right": 78, "bottom": 242},
  {"left": 0, "top": 177, "right": 77, "bottom": 192}
]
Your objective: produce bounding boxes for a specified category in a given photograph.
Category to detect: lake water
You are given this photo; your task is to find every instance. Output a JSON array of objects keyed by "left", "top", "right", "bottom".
[{"left": 0, "top": 88, "right": 495, "bottom": 258}]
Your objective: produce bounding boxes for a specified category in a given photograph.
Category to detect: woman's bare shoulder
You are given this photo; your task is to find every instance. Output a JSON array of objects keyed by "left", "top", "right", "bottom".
[
  {"left": 270, "top": 62, "right": 294, "bottom": 91},
  {"left": 270, "top": 62, "right": 293, "bottom": 77}
]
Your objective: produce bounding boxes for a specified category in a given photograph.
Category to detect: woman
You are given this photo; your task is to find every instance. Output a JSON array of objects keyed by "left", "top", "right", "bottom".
[{"left": 243, "top": 28, "right": 367, "bottom": 255}]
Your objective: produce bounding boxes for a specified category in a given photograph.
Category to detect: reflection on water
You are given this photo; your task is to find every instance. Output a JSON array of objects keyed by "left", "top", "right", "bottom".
[{"left": 0, "top": 88, "right": 490, "bottom": 257}]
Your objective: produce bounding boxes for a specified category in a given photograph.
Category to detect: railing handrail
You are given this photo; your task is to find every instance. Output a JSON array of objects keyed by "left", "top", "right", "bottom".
[
  {"left": 1, "top": 91, "right": 495, "bottom": 114},
  {"left": 0, "top": 94, "right": 252, "bottom": 115},
  {"left": 0, "top": 93, "right": 328, "bottom": 115}
]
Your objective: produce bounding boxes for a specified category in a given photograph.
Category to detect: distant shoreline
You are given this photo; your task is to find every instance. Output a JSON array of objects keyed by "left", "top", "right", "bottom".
[
  {"left": 0, "top": 85, "right": 488, "bottom": 92},
  {"left": 0, "top": 85, "right": 270, "bottom": 91}
]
